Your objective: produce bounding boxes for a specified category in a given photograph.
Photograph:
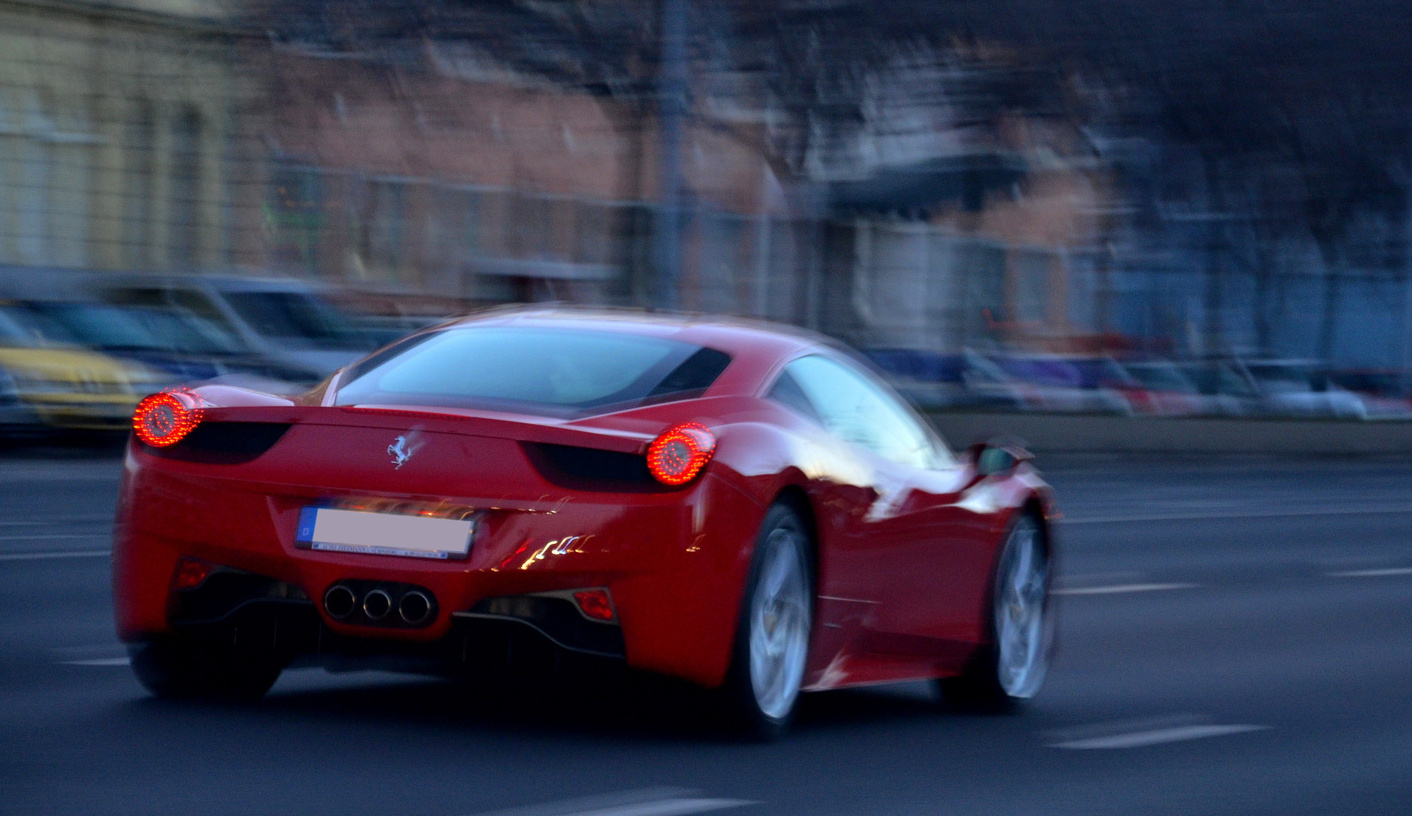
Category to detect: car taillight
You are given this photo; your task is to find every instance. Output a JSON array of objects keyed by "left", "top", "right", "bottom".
[
  {"left": 646, "top": 422, "right": 715, "bottom": 486},
  {"left": 133, "top": 388, "right": 204, "bottom": 447}
]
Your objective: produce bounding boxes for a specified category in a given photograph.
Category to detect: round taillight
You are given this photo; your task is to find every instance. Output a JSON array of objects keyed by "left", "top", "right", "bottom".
[
  {"left": 133, "top": 388, "right": 204, "bottom": 447},
  {"left": 646, "top": 422, "right": 716, "bottom": 486}
]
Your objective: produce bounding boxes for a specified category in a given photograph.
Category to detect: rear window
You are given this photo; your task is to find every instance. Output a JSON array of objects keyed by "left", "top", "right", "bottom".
[{"left": 334, "top": 326, "right": 731, "bottom": 417}]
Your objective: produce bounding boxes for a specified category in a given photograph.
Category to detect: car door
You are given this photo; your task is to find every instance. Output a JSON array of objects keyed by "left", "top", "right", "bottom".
[{"left": 780, "top": 354, "right": 983, "bottom": 664}]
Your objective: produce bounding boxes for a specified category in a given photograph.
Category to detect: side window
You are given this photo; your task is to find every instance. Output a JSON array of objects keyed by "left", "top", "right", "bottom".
[
  {"left": 782, "top": 355, "right": 949, "bottom": 470},
  {"left": 766, "top": 369, "right": 822, "bottom": 423},
  {"left": 169, "top": 290, "right": 236, "bottom": 335}
]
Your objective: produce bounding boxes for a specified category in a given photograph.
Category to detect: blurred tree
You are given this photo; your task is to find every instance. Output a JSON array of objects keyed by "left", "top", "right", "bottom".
[{"left": 903, "top": 0, "right": 1412, "bottom": 357}]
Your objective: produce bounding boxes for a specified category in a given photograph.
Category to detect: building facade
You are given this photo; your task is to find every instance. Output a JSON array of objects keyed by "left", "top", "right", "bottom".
[{"left": 0, "top": 0, "right": 242, "bottom": 274}]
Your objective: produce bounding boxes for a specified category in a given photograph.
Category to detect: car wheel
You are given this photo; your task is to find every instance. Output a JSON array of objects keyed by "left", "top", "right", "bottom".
[
  {"left": 722, "top": 503, "right": 813, "bottom": 740},
  {"left": 940, "top": 512, "right": 1050, "bottom": 712},
  {"left": 129, "top": 637, "right": 283, "bottom": 702}
]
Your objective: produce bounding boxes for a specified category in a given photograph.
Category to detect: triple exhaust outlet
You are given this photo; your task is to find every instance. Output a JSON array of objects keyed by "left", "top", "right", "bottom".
[{"left": 323, "top": 583, "right": 434, "bottom": 626}]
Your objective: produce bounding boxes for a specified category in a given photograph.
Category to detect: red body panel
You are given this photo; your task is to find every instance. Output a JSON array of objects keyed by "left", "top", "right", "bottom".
[{"left": 112, "top": 309, "right": 1054, "bottom": 691}]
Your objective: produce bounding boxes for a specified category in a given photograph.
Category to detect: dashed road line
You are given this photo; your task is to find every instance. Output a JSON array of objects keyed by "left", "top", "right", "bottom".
[
  {"left": 555, "top": 800, "right": 752, "bottom": 816},
  {"left": 59, "top": 658, "right": 130, "bottom": 667},
  {"left": 0, "top": 550, "right": 109, "bottom": 562},
  {"left": 1328, "top": 567, "right": 1412, "bottom": 578},
  {"left": 1053, "top": 582, "right": 1198, "bottom": 596},
  {"left": 461, "top": 789, "right": 755, "bottom": 816},
  {"left": 1050, "top": 723, "right": 1270, "bottom": 750}
]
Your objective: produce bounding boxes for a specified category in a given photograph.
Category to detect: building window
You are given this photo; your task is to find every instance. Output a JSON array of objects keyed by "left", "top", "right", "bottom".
[
  {"left": 125, "top": 101, "right": 156, "bottom": 268},
  {"left": 169, "top": 107, "right": 202, "bottom": 268},
  {"left": 367, "top": 179, "right": 404, "bottom": 278},
  {"left": 350, "top": 177, "right": 404, "bottom": 280},
  {"left": 4, "top": 90, "right": 95, "bottom": 269},
  {"left": 17, "top": 92, "right": 54, "bottom": 265},
  {"left": 266, "top": 162, "right": 324, "bottom": 273}
]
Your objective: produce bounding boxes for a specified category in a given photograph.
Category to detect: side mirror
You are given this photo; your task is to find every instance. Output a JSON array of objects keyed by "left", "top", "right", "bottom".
[{"left": 968, "top": 437, "right": 1033, "bottom": 477}]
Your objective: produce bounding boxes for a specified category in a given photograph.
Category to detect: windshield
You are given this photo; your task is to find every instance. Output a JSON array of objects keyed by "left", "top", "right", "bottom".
[
  {"left": 222, "top": 291, "right": 359, "bottom": 346},
  {"left": 335, "top": 326, "right": 732, "bottom": 417},
  {"left": 0, "top": 306, "right": 82, "bottom": 348}
]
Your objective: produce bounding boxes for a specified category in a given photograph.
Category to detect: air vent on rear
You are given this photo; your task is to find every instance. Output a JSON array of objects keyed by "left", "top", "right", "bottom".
[
  {"left": 522, "top": 443, "right": 666, "bottom": 493},
  {"left": 143, "top": 422, "right": 291, "bottom": 465}
]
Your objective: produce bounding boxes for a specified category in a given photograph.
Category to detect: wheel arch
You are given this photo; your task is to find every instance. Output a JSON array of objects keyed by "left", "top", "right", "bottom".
[
  {"left": 1019, "top": 495, "right": 1053, "bottom": 562},
  {"left": 769, "top": 484, "right": 819, "bottom": 590}
]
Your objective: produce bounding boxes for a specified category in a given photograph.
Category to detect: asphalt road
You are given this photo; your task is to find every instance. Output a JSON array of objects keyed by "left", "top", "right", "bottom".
[{"left": 2, "top": 449, "right": 1410, "bottom": 816}]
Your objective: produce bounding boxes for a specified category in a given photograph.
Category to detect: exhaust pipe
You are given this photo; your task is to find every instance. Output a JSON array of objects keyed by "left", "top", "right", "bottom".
[
  {"left": 324, "top": 584, "right": 357, "bottom": 619},
  {"left": 398, "top": 590, "right": 434, "bottom": 625},
  {"left": 362, "top": 589, "right": 393, "bottom": 621}
]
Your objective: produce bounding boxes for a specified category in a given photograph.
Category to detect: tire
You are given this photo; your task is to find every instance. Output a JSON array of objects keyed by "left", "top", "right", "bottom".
[
  {"left": 721, "top": 503, "right": 814, "bottom": 741},
  {"left": 939, "top": 512, "right": 1051, "bottom": 712},
  {"left": 128, "top": 637, "right": 283, "bottom": 702}
]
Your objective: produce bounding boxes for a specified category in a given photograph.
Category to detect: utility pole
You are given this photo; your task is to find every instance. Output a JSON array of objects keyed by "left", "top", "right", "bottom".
[{"left": 653, "top": 0, "right": 688, "bottom": 310}]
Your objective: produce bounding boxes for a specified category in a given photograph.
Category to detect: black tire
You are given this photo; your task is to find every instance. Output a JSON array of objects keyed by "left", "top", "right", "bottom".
[
  {"left": 939, "top": 512, "right": 1051, "bottom": 713},
  {"left": 720, "top": 502, "right": 814, "bottom": 741},
  {"left": 129, "top": 637, "right": 283, "bottom": 702}
]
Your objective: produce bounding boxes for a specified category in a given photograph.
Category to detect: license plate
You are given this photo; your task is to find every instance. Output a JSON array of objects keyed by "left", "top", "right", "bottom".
[{"left": 295, "top": 507, "right": 474, "bottom": 560}]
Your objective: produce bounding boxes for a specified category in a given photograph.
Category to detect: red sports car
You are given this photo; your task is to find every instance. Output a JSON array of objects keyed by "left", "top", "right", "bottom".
[{"left": 113, "top": 308, "right": 1056, "bottom": 738}]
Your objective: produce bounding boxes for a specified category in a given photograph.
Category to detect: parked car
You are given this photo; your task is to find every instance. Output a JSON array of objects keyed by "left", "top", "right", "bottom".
[
  {"left": 96, "top": 275, "right": 384, "bottom": 378},
  {"left": 863, "top": 348, "right": 1028, "bottom": 410},
  {"left": 1238, "top": 359, "right": 1368, "bottom": 419},
  {"left": 1119, "top": 360, "right": 1208, "bottom": 416},
  {"left": 1177, "top": 359, "right": 1261, "bottom": 416},
  {"left": 0, "top": 302, "right": 166, "bottom": 432},
  {"left": 1326, "top": 368, "right": 1412, "bottom": 419},
  {"left": 0, "top": 364, "right": 41, "bottom": 434},
  {"left": 21, "top": 300, "right": 321, "bottom": 392},
  {"left": 983, "top": 353, "right": 1131, "bottom": 414}
]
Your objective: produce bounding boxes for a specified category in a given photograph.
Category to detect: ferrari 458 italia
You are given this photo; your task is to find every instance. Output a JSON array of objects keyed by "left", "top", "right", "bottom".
[{"left": 113, "top": 308, "right": 1056, "bottom": 738}]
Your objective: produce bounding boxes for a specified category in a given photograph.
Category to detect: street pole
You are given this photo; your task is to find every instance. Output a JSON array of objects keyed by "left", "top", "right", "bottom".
[
  {"left": 1402, "top": 147, "right": 1412, "bottom": 397},
  {"left": 653, "top": 0, "right": 687, "bottom": 310}
]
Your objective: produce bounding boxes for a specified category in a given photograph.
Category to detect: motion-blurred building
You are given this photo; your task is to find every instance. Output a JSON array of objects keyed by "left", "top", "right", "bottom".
[
  {"left": 0, "top": 0, "right": 245, "bottom": 274},
  {"left": 251, "top": 37, "right": 793, "bottom": 309}
]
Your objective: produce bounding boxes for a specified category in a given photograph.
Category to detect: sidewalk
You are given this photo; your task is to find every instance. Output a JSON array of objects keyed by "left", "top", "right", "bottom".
[{"left": 928, "top": 411, "right": 1412, "bottom": 456}]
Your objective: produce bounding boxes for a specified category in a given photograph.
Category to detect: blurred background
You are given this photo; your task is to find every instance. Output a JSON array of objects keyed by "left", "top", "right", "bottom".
[{"left": 6, "top": 0, "right": 1412, "bottom": 439}]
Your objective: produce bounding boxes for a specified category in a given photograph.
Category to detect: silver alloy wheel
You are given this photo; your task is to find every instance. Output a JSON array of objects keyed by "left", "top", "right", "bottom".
[
  {"left": 748, "top": 524, "right": 811, "bottom": 720},
  {"left": 994, "top": 516, "right": 1048, "bottom": 699}
]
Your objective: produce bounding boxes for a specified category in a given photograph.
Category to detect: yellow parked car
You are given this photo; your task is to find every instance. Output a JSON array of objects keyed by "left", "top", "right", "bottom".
[{"left": 0, "top": 303, "right": 167, "bottom": 432}]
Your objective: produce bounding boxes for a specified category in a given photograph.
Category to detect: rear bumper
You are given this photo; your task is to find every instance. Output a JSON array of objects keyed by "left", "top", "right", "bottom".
[
  {"left": 151, "top": 571, "right": 628, "bottom": 679},
  {"left": 112, "top": 439, "right": 764, "bottom": 688}
]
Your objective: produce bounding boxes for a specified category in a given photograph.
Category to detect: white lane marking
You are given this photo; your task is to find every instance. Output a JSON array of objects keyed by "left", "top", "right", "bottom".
[
  {"left": 0, "top": 533, "right": 110, "bottom": 541},
  {"left": 1328, "top": 567, "right": 1412, "bottom": 578},
  {"left": 1050, "top": 724, "right": 1269, "bottom": 750},
  {"left": 59, "top": 658, "right": 131, "bottom": 667},
  {"left": 1065, "top": 505, "right": 1412, "bottom": 524},
  {"left": 0, "top": 550, "right": 110, "bottom": 562},
  {"left": 559, "top": 800, "right": 752, "bottom": 816},
  {"left": 0, "top": 519, "right": 111, "bottom": 527},
  {"left": 462, "top": 789, "right": 754, "bottom": 816},
  {"left": 1053, "top": 582, "right": 1197, "bottom": 596}
]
